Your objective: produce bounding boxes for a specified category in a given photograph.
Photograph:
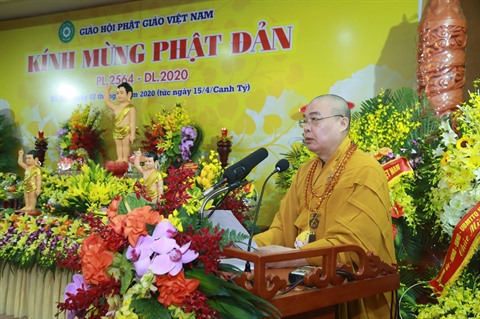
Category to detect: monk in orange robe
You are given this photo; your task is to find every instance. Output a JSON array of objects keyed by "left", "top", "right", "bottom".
[{"left": 254, "top": 94, "right": 396, "bottom": 319}]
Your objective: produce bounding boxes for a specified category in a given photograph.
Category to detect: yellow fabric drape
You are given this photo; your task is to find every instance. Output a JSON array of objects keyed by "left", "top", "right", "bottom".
[
  {"left": 113, "top": 104, "right": 134, "bottom": 140},
  {"left": 0, "top": 262, "right": 71, "bottom": 319},
  {"left": 144, "top": 169, "right": 162, "bottom": 201},
  {"left": 24, "top": 166, "right": 41, "bottom": 193}
]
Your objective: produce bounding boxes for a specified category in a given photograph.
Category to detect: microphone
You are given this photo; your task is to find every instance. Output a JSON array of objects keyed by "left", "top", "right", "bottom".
[
  {"left": 203, "top": 148, "right": 269, "bottom": 197},
  {"left": 245, "top": 159, "right": 290, "bottom": 272},
  {"left": 275, "top": 159, "right": 290, "bottom": 173},
  {"left": 224, "top": 147, "right": 269, "bottom": 183}
]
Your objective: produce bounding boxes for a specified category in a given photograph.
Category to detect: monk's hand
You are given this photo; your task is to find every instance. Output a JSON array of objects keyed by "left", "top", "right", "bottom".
[
  {"left": 257, "top": 245, "right": 308, "bottom": 269},
  {"left": 257, "top": 245, "right": 296, "bottom": 254}
]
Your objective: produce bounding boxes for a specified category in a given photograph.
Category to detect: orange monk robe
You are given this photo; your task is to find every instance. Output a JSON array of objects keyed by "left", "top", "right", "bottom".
[{"left": 254, "top": 137, "right": 396, "bottom": 319}]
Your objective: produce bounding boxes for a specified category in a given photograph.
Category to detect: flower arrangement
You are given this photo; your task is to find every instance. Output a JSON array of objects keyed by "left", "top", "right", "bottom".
[
  {"left": 0, "top": 172, "right": 22, "bottom": 201},
  {"left": 57, "top": 176, "right": 279, "bottom": 318},
  {"left": 194, "top": 151, "right": 223, "bottom": 191},
  {"left": 141, "top": 103, "right": 202, "bottom": 170},
  {"left": 427, "top": 80, "right": 480, "bottom": 236},
  {"left": 1, "top": 152, "right": 269, "bottom": 317},
  {"left": 57, "top": 104, "right": 105, "bottom": 161},
  {"left": 38, "top": 162, "right": 135, "bottom": 216},
  {"left": 0, "top": 113, "right": 21, "bottom": 172},
  {"left": 416, "top": 273, "right": 480, "bottom": 318},
  {"left": 349, "top": 89, "right": 423, "bottom": 154},
  {"left": 350, "top": 88, "right": 441, "bottom": 236},
  {"left": 0, "top": 211, "right": 87, "bottom": 269},
  {"left": 57, "top": 148, "right": 90, "bottom": 172}
]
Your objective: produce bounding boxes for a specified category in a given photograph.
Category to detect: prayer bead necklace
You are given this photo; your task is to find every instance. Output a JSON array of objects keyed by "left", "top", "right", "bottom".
[{"left": 304, "top": 142, "right": 357, "bottom": 242}]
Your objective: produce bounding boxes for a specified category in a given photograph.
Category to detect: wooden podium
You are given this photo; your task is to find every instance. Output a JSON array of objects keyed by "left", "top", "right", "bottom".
[{"left": 223, "top": 244, "right": 400, "bottom": 318}]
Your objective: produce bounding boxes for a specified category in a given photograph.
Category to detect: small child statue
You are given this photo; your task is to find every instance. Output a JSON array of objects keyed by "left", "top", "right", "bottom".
[
  {"left": 105, "top": 82, "right": 136, "bottom": 163},
  {"left": 134, "top": 149, "right": 163, "bottom": 203},
  {"left": 17, "top": 149, "right": 42, "bottom": 212}
]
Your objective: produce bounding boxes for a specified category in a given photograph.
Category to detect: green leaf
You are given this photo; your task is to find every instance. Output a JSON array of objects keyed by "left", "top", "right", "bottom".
[
  {"left": 208, "top": 297, "right": 262, "bottom": 319},
  {"left": 131, "top": 298, "right": 171, "bottom": 319},
  {"left": 186, "top": 269, "right": 281, "bottom": 319},
  {"left": 186, "top": 269, "right": 231, "bottom": 297},
  {"left": 118, "top": 193, "right": 152, "bottom": 215},
  {"left": 119, "top": 251, "right": 134, "bottom": 295}
]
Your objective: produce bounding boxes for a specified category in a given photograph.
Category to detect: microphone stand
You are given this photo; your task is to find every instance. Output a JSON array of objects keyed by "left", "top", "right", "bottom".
[
  {"left": 206, "top": 192, "right": 229, "bottom": 219},
  {"left": 244, "top": 169, "right": 277, "bottom": 272},
  {"left": 198, "top": 180, "right": 245, "bottom": 224}
]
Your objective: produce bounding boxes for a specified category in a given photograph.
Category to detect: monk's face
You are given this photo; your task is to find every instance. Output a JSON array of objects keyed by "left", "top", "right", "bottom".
[{"left": 302, "top": 99, "right": 348, "bottom": 159}]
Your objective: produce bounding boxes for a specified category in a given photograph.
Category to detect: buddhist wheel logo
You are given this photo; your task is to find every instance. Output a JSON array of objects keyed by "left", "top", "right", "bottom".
[{"left": 59, "top": 21, "right": 75, "bottom": 43}]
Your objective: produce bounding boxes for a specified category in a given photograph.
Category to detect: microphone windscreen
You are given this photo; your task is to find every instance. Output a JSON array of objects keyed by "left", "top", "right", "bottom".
[
  {"left": 275, "top": 159, "right": 290, "bottom": 172},
  {"left": 224, "top": 148, "right": 269, "bottom": 183}
]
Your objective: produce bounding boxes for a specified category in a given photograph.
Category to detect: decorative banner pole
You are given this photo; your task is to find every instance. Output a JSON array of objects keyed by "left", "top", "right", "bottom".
[{"left": 417, "top": 0, "right": 467, "bottom": 117}]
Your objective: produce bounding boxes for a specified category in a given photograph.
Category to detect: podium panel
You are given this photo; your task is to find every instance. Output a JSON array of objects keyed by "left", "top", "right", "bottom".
[{"left": 223, "top": 244, "right": 400, "bottom": 318}]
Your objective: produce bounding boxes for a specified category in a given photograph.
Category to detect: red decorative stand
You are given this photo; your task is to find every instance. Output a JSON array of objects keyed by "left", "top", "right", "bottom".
[
  {"left": 105, "top": 160, "right": 129, "bottom": 178},
  {"left": 217, "top": 127, "right": 232, "bottom": 168},
  {"left": 34, "top": 131, "right": 48, "bottom": 166}
]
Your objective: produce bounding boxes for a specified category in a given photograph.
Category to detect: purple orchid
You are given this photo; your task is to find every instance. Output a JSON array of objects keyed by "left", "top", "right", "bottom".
[
  {"left": 150, "top": 236, "right": 198, "bottom": 276},
  {"left": 126, "top": 235, "right": 154, "bottom": 277},
  {"left": 56, "top": 127, "right": 68, "bottom": 138},
  {"left": 126, "top": 220, "right": 197, "bottom": 277},
  {"left": 179, "top": 126, "right": 197, "bottom": 161},
  {"left": 150, "top": 220, "right": 198, "bottom": 276},
  {"left": 180, "top": 140, "right": 194, "bottom": 161},
  {"left": 152, "top": 219, "right": 178, "bottom": 239},
  {"left": 64, "top": 274, "right": 87, "bottom": 319},
  {"left": 181, "top": 126, "right": 197, "bottom": 140}
]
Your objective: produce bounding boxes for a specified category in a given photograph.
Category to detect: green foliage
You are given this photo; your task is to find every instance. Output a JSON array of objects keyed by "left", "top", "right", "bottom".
[
  {"left": 179, "top": 205, "right": 251, "bottom": 249},
  {"left": 275, "top": 142, "right": 315, "bottom": 192},
  {"left": 39, "top": 161, "right": 135, "bottom": 216},
  {"left": 131, "top": 298, "right": 172, "bottom": 319},
  {"left": 350, "top": 87, "right": 439, "bottom": 154},
  {"left": 117, "top": 192, "right": 153, "bottom": 215},
  {"left": 398, "top": 268, "right": 429, "bottom": 319},
  {"left": 187, "top": 269, "right": 281, "bottom": 319},
  {"left": 416, "top": 273, "right": 480, "bottom": 318},
  {"left": 0, "top": 114, "right": 21, "bottom": 173}
]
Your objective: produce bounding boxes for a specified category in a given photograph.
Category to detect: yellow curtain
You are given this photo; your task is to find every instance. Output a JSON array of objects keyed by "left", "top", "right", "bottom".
[{"left": 0, "top": 262, "right": 71, "bottom": 319}]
